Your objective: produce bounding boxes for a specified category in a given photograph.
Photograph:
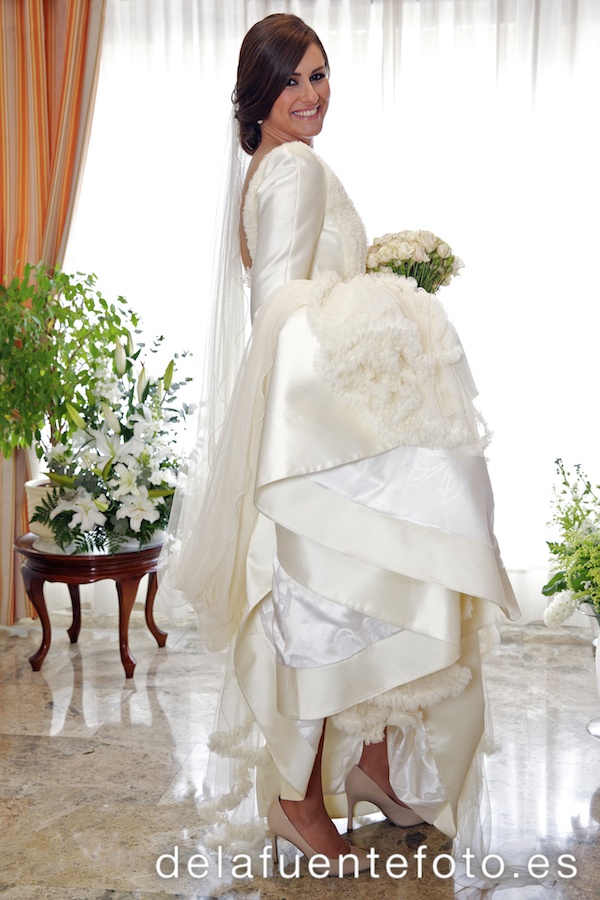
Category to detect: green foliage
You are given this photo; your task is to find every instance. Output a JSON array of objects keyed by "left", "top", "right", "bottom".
[
  {"left": 542, "top": 459, "right": 600, "bottom": 616},
  {"left": 384, "top": 254, "right": 459, "bottom": 295},
  {"left": 0, "top": 262, "right": 135, "bottom": 458}
]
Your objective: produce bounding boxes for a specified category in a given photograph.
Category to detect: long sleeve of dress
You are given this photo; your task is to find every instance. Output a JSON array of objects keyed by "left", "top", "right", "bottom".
[{"left": 247, "top": 142, "right": 327, "bottom": 318}]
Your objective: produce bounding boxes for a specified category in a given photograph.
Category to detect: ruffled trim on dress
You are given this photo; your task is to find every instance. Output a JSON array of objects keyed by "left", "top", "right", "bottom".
[
  {"left": 307, "top": 270, "right": 491, "bottom": 453},
  {"left": 196, "top": 718, "right": 269, "bottom": 856},
  {"left": 209, "top": 717, "right": 271, "bottom": 769},
  {"left": 330, "top": 662, "right": 472, "bottom": 743}
]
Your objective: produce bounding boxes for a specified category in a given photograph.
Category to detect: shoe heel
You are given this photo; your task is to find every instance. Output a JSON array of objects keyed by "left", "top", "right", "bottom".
[
  {"left": 346, "top": 792, "right": 356, "bottom": 833},
  {"left": 344, "top": 764, "right": 425, "bottom": 829},
  {"left": 270, "top": 831, "right": 279, "bottom": 866}
]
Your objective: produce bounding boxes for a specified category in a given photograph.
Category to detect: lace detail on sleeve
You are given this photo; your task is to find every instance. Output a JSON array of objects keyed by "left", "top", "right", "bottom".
[{"left": 321, "top": 162, "right": 368, "bottom": 276}]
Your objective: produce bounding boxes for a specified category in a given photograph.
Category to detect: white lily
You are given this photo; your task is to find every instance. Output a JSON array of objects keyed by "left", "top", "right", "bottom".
[
  {"left": 88, "top": 427, "right": 144, "bottom": 467},
  {"left": 46, "top": 443, "right": 72, "bottom": 467},
  {"left": 131, "top": 405, "right": 160, "bottom": 441},
  {"left": 116, "top": 487, "right": 160, "bottom": 532},
  {"left": 50, "top": 489, "right": 107, "bottom": 532},
  {"left": 148, "top": 466, "right": 176, "bottom": 487},
  {"left": 109, "top": 462, "right": 141, "bottom": 499}
]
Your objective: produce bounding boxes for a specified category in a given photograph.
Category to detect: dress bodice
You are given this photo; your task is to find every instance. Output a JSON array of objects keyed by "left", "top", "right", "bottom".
[{"left": 243, "top": 141, "right": 367, "bottom": 317}]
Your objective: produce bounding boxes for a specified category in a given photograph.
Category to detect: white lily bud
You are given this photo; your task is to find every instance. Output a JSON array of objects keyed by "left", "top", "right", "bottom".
[
  {"left": 102, "top": 402, "right": 121, "bottom": 434},
  {"left": 163, "top": 359, "right": 174, "bottom": 391},
  {"left": 137, "top": 366, "right": 150, "bottom": 403},
  {"left": 124, "top": 329, "right": 135, "bottom": 356},
  {"left": 66, "top": 402, "right": 87, "bottom": 430},
  {"left": 114, "top": 337, "right": 127, "bottom": 375}
]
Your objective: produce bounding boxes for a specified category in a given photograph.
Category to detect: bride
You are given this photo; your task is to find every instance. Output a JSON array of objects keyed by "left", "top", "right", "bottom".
[{"left": 162, "top": 12, "right": 520, "bottom": 878}]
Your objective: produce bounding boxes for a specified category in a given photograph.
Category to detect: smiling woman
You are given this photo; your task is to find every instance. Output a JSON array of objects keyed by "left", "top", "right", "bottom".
[
  {"left": 260, "top": 45, "right": 330, "bottom": 146},
  {"left": 233, "top": 13, "right": 330, "bottom": 156}
]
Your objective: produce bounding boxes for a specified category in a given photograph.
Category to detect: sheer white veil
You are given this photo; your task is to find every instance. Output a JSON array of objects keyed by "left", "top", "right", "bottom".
[{"left": 157, "top": 110, "right": 250, "bottom": 610}]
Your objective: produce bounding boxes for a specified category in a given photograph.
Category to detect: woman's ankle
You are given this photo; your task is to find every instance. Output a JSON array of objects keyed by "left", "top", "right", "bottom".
[
  {"left": 359, "top": 739, "right": 390, "bottom": 779},
  {"left": 280, "top": 795, "right": 327, "bottom": 824}
]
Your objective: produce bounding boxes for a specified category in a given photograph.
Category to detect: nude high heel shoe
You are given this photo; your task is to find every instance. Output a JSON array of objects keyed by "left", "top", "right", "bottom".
[
  {"left": 345, "top": 765, "right": 425, "bottom": 832},
  {"left": 267, "top": 798, "right": 371, "bottom": 876}
]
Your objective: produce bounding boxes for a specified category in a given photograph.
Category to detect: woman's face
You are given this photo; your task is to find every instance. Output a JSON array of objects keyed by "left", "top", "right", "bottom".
[{"left": 261, "top": 42, "right": 330, "bottom": 146}]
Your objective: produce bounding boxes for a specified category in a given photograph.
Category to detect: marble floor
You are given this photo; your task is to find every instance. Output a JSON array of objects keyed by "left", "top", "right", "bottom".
[{"left": 1, "top": 604, "right": 600, "bottom": 899}]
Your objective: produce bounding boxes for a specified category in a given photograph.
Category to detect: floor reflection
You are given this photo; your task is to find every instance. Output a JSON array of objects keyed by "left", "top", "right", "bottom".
[{"left": 1, "top": 611, "right": 600, "bottom": 898}]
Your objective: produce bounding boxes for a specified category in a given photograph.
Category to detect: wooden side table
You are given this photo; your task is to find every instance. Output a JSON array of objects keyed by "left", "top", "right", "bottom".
[{"left": 14, "top": 533, "right": 167, "bottom": 678}]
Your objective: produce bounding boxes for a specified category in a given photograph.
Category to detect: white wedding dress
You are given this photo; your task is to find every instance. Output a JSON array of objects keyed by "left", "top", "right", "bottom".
[{"left": 172, "top": 140, "right": 520, "bottom": 852}]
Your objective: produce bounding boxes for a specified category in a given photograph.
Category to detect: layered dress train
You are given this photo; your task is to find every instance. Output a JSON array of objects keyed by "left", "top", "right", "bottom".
[{"left": 171, "top": 140, "right": 520, "bottom": 851}]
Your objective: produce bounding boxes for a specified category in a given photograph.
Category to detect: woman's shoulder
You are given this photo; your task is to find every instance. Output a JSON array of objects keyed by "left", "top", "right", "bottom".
[
  {"left": 264, "top": 139, "right": 320, "bottom": 163},
  {"left": 254, "top": 140, "right": 326, "bottom": 187},
  {"left": 243, "top": 143, "right": 327, "bottom": 231}
]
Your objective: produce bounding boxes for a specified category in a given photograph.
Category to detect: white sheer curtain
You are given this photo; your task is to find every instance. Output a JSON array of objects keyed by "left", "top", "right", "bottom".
[{"left": 64, "top": 0, "right": 600, "bottom": 619}]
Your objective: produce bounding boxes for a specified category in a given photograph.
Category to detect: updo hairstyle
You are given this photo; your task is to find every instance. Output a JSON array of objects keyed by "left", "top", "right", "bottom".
[{"left": 233, "top": 13, "right": 329, "bottom": 155}]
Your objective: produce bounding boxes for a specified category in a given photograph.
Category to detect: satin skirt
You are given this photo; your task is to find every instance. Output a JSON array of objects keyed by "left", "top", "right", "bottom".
[
  {"left": 175, "top": 274, "right": 520, "bottom": 847},
  {"left": 234, "top": 441, "right": 516, "bottom": 836}
]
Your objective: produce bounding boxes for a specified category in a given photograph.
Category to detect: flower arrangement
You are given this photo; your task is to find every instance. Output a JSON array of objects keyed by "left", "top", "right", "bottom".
[
  {"left": 28, "top": 313, "right": 192, "bottom": 554},
  {"left": 366, "top": 229, "right": 464, "bottom": 294},
  {"left": 542, "top": 459, "right": 600, "bottom": 626}
]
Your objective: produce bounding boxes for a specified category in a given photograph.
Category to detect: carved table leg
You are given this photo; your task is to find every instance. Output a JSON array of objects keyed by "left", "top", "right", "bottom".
[
  {"left": 144, "top": 572, "right": 167, "bottom": 647},
  {"left": 21, "top": 566, "right": 50, "bottom": 672},
  {"left": 115, "top": 575, "right": 141, "bottom": 678},
  {"left": 67, "top": 584, "right": 81, "bottom": 643}
]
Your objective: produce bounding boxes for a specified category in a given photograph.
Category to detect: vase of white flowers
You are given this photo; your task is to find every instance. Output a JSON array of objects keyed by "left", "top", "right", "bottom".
[
  {"left": 27, "top": 324, "right": 191, "bottom": 555},
  {"left": 542, "top": 459, "right": 600, "bottom": 627}
]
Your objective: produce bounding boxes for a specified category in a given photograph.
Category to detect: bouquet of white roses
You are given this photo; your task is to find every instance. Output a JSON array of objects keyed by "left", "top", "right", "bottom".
[
  {"left": 366, "top": 229, "right": 463, "bottom": 294},
  {"left": 31, "top": 334, "right": 192, "bottom": 554},
  {"left": 542, "top": 459, "right": 600, "bottom": 626}
]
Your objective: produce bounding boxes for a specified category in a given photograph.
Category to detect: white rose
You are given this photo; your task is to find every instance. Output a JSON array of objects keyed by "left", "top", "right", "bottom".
[
  {"left": 418, "top": 230, "right": 437, "bottom": 253},
  {"left": 366, "top": 250, "right": 379, "bottom": 269},
  {"left": 396, "top": 241, "right": 415, "bottom": 260},
  {"left": 377, "top": 244, "right": 398, "bottom": 263},
  {"left": 412, "top": 245, "right": 429, "bottom": 262}
]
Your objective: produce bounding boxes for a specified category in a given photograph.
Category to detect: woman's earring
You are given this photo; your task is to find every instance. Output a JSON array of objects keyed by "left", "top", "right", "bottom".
[{"left": 257, "top": 120, "right": 263, "bottom": 125}]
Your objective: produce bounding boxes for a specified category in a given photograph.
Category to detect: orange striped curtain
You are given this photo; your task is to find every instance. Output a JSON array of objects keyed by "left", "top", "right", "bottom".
[{"left": 0, "top": 0, "right": 106, "bottom": 626}]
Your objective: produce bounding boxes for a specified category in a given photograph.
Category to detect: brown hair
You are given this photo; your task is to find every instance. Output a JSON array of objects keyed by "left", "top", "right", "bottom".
[{"left": 233, "top": 14, "right": 329, "bottom": 155}]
